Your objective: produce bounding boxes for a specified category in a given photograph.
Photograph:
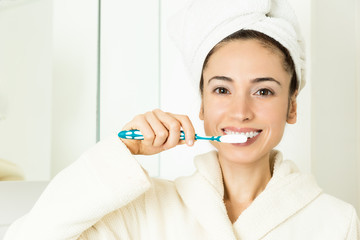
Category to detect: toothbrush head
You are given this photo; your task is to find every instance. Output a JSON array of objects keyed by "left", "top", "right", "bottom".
[{"left": 219, "top": 134, "right": 247, "bottom": 143}]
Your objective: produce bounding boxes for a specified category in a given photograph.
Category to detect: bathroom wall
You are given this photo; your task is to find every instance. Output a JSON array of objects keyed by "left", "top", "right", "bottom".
[
  {"left": 311, "top": 0, "right": 360, "bottom": 211},
  {"left": 0, "top": 0, "right": 52, "bottom": 180},
  {"left": 99, "top": 0, "right": 160, "bottom": 175},
  {"left": 0, "top": 0, "right": 98, "bottom": 181},
  {"left": 51, "top": 0, "right": 98, "bottom": 177},
  {"left": 0, "top": 1, "right": 53, "bottom": 236}
]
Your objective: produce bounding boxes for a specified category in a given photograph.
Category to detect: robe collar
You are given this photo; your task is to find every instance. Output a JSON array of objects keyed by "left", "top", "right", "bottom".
[{"left": 174, "top": 150, "right": 322, "bottom": 240}]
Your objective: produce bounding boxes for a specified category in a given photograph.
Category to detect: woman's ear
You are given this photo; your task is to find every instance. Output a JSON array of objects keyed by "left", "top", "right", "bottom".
[
  {"left": 287, "top": 91, "right": 297, "bottom": 124},
  {"left": 199, "top": 100, "right": 204, "bottom": 120}
]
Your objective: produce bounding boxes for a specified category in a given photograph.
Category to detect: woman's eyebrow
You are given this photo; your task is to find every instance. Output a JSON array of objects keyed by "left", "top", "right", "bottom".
[
  {"left": 208, "top": 76, "right": 281, "bottom": 86},
  {"left": 208, "top": 76, "right": 233, "bottom": 84},
  {"left": 251, "top": 77, "right": 281, "bottom": 86}
]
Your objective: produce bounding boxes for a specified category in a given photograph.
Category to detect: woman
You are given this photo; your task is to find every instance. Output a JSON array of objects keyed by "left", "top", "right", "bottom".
[{"left": 4, "top": 0, "right": 359, "bottom": 239}]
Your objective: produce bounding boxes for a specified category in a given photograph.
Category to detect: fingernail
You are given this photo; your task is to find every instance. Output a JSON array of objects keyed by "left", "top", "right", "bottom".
[{"left": 188, "top": 140, "right": 194, "bottom": 146}]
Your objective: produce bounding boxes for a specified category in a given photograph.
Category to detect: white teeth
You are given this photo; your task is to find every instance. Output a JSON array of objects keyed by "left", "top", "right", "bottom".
[{"left": 224, "top": 130, "right": 260, "bottom": 139}]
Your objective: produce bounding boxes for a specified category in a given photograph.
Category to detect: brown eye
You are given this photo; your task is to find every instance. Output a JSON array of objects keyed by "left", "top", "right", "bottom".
[
  {"left": 255, "top": 88, "right": 273, "bottom": 96},
  {"left": 214, "top": 87, "right": 230, "bottom": 94}
]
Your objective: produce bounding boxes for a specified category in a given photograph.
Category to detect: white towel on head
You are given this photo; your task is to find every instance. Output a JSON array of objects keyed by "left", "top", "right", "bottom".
[{"left": 168, "top": 0, "right": 306, "bottom": 93}]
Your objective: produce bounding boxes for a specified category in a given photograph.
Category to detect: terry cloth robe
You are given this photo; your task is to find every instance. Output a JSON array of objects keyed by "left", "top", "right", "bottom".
[{"left": 4, "top": 136, "right": 360, "bottom": 240}]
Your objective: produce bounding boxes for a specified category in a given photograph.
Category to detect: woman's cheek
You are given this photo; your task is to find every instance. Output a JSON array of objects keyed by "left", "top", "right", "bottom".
[
  {"left": 263, "top": 109, "right": 287, "bottom": 145},
  {"left": 203, "top": 98, "right": 228, "bottom": 134},
  {"left": 256, "top": 96, "right": 289, "bottom": 120}
]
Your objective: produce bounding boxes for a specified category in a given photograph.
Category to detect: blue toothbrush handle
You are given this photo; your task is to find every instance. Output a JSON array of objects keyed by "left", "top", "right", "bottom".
[
  {"left": 118, "top": 130, "right": 221, "bottom": 142},
  {"left": 195, "top": 134, "right": 221, "bottom": 142},
  {"left": 181, "top": 131, "right": 220, "bottom": 141},
  {"left": 118, "top": 130, "right": 187, "bottom": 140},
  {"left": 118, "top": 129, "right": 144, "bottom": 140}
]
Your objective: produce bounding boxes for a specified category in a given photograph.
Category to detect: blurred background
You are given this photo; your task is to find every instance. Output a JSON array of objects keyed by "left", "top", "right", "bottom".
[{"left": 0, "top": 0, "right": 359, "bottom": 236}]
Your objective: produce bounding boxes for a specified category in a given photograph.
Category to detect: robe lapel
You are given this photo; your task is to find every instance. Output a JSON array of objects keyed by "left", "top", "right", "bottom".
[
  {"left": 232, "top": 151, "right": 323, "bottom": 239},
  {"left": 175, "top": 151, "right": 237, "bottom": 240},
  {"left": 175, "top": 150, "right": 322, "bottom": 240}
]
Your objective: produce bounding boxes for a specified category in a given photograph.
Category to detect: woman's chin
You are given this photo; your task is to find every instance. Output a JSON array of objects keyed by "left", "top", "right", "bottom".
[{"left": 216, "top": 145, "right": 272, "bottom": 165}]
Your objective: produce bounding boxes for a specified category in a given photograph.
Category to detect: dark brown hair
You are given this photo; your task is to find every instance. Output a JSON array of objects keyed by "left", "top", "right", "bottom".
[{"left": 199, "top": 30, "right": 298, "bottom": 98}]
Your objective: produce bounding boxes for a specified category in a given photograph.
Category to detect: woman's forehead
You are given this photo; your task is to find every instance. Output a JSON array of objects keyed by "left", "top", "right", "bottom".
[
  {"left": 207, "top": 39, "right": 284, "bottom": 64},
  {"left": 203, "top": 40, "right": 289, "bottom": 82}
]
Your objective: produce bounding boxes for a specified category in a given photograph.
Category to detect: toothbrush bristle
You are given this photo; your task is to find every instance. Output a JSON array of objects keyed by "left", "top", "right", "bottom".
[{"left": 219, "top": 134, "right": 247, "bottom": 143}]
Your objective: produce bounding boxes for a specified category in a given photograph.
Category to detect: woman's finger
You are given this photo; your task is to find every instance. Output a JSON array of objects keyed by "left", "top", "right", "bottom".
[
  {"left": 153, "top": 109, "right": 181, "bottom": 149},
  {"left": 144, "top": 111, "right": 169, "bottom": 147},
  {"left": 121, "top": 114, "right": 155, "bottom": 154},
  {"left": 120, "top": 109, "right": 195, "bottom": 155},
  {"left": 169, "top": 113, "right": 196, "bottom": 146}
]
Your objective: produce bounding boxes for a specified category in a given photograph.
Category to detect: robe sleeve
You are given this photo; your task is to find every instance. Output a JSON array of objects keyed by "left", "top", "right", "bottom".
[
  {"left": 3, "top": 136, "right": 151, "bottom": 240},
  {"left": 345, "top": 206, "right": 360, "bottom": 240}
]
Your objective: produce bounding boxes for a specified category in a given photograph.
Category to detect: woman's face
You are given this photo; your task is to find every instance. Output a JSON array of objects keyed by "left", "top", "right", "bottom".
[{"left": 200, "top": 39, "right": 297, "bottom": 164}]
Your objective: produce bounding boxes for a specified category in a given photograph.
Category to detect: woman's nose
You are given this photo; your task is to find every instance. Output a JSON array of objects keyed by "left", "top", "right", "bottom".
[{"left": 228, "top": 95, "right": 254, "bottom": 122}]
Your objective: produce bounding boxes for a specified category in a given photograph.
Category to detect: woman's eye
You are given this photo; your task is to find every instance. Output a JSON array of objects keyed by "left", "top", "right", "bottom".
[
  {"left": 214, "top": 87, "right": 230, "bottom": 94},
  {"left": 255, "top": 88, "right": 273, "bottom": 96}
]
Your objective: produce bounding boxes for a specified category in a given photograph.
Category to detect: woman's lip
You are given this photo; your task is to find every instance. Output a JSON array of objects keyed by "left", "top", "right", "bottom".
[{"left": 222, "top": 127, "right": 262, "bottom": 134}]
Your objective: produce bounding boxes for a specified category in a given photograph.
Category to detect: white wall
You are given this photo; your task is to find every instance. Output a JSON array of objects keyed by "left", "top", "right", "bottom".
[
  {"left": 0, "top": 0, "right": 99, "bottom": 180},
  {"left": 277, "top": 0, "right": 312, "bottom": 174},
  {"left": 159, "top": 0, "right": 214, "bottom": 180},
  {"left": 311, "top": 0, "right": 359, "bottom": 212},
  {"left": 0, "top": 0, "right": 52, "bottom": 180},
  {"left": 51, "top": 0, "right": 98, "bottom": 177},
  {"left": 99, "top": 0, "right": 160, "bottom": 175}
]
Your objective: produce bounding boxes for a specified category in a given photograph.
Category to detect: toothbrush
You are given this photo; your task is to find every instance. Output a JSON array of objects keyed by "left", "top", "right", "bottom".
[{"left": 118, "top": 130, "right": 248, "bottom": 144}]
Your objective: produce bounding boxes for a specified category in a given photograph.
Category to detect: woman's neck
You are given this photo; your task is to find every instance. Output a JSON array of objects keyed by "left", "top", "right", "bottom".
[{"left": 219, "top": 152, "right": 273, "bottom": 219}]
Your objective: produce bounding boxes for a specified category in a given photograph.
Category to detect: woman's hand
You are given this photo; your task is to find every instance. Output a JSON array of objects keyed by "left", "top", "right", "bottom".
[{"left": 120, "top": 109, "right": 196, "bottom": 155}]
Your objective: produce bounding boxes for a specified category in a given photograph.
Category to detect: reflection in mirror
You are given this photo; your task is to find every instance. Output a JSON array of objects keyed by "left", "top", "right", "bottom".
[
  {"left": 0, "top": 0, "right": 52, "bottom": 181},
  {"left": 0, "top": 158, "right": 24, "bottom": 181},
  {"left": 0, "top": 0, "right": 98, "bottom": 181}
]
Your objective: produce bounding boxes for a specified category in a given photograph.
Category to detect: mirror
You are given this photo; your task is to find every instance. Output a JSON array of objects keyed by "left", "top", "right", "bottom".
[
  {"left": 0, "top": 0, "right": 99, "bottom": 181},
  {"left": 0, "top": 0, "right": 53, "bottom": 181}
]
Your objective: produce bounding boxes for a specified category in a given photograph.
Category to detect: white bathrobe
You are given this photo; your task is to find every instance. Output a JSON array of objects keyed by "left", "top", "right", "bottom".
[{"left": 4, "top": 136, "right": 360, "bottom": 240}]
